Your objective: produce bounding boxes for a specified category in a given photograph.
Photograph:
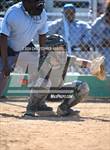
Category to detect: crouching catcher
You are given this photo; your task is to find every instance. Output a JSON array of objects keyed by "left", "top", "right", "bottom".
[{"left": 24, "top": 34, "right": 105, "bottom": 117}]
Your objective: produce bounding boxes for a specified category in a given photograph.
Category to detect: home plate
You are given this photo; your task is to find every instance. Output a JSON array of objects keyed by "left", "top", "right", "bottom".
[
  {"left": 36, "top": 110, "right": 80, "bottom": 117},
  {"left": 36, "top": 111, "right": 57, "bottom": 117}
]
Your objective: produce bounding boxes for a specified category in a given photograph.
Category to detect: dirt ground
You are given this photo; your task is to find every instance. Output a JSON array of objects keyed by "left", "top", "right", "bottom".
[{"left": 0, "top": 98, "right": 110, "bottom": 150}]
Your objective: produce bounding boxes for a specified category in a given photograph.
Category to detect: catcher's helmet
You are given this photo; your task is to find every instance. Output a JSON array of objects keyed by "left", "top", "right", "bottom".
[{"left": 45, "top": 34, "right": 67, "bottom": 51}]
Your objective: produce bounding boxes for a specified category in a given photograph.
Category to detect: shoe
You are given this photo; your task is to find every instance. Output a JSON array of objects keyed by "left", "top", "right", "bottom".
[
  {"left": 37, "top": 104, "right": 53, "bottom": 111},
  {"left": 57, "top": 105, "right": 80, "bottom": 117},
  {"left": 0, "top": 96, "right": 7, "bottom": 101},
  {"left": 23, "top": 111, "right": 35, "bottom": 117},
  {"left": 57, "top": 105, "right": 70, "bottom": 116},
  {"left": 0, "top": 96, "right": 7, "bottom": 99}
]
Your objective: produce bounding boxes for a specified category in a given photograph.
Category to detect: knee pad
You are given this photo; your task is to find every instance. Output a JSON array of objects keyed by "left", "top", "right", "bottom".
[
  {"left": 72, "top": 80, "right": 90, "bottom": 100},
  {"left": 61, "top": 81, "right": 89, "bottom": 108}
]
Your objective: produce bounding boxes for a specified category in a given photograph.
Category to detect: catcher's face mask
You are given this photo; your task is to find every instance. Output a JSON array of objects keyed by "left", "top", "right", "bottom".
[{"left": 45, "top": 34, "right": 67, "bottom": 68}]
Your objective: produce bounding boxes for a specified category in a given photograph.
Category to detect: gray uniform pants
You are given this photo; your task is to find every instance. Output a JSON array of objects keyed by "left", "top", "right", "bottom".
[{"left": 26, "top": 79, "right": 89, "bottom": 112}]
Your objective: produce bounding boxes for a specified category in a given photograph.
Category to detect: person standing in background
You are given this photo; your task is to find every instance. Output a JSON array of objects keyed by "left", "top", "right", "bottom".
[
  {"left": 48, "top": 4, "right": 91, "bottom": 52},
  {"left": 0, "top": 0, "right": 52, "bottom": 111}
]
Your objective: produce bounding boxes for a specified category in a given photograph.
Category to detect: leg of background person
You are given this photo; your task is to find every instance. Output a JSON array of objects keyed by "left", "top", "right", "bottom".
[
  {"left": 0, "top": 72, "right": 9, "bottom": 97},
  {"left": 0, "top": 57, "right": 9, "bottom": 97},
  {"left": 0, "top": 42, "right": 35, "bottom": 97},
  {"left": 0, "top": 56, "right": 17, "bottom": 97}
]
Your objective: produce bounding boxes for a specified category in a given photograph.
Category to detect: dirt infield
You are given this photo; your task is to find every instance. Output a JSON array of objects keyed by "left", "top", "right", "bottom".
[{"left": 0, "top": 99, "right": 110, "bottom": 150}]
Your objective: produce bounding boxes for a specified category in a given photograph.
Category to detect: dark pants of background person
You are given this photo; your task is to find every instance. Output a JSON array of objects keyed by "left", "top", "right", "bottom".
[{"left": 0, "top": 42, "right": 35, "bottom": 96}]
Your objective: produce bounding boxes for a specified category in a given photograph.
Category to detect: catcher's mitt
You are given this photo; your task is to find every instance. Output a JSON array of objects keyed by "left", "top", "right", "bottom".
[{"left": 90, "top": 56, "right": 106, "bottom": 80}]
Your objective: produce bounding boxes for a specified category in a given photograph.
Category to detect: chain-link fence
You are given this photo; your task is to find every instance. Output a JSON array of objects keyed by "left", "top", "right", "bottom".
[
  {"left": 0, "top": 0, "right": 110, "bottom": 75},
  {"left": 46, "top": 0, "right": 110, "bottom": 75},
  {"left": 0, "top": 0, "right": 14, "bottom": 12}
]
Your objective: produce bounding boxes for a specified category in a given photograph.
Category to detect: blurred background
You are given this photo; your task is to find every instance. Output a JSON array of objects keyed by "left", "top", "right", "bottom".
[
  {"left": 0, "top": 0, "right": 107, "bottom": 20},
  {"left": 0, "top": 0, "right": 110, "bottom": 75}
]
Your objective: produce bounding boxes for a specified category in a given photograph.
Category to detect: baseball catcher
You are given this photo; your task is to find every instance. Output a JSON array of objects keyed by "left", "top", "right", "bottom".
[{"left": 24, "top": 34, "right": 106, "bottom": 117}]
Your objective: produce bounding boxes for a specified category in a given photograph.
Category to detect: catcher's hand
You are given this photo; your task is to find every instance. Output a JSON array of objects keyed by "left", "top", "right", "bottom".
[{"left": 90, "top": 56, "right": 106, "bottom": 80}]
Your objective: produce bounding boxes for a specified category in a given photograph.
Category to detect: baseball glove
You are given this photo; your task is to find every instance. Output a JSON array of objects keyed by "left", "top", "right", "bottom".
[{"left": 90, "top": 56, "right": 106, "bottom": 80}]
